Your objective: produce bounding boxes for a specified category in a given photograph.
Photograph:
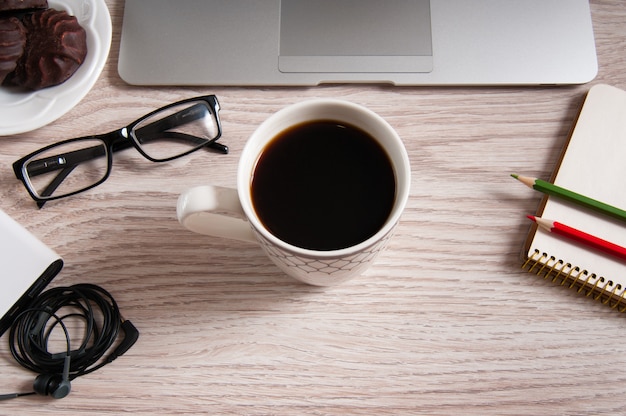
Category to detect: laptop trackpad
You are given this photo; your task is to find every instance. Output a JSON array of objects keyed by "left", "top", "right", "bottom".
[{"left": 278, "top": 0, "right": 433, "bottom": 73}]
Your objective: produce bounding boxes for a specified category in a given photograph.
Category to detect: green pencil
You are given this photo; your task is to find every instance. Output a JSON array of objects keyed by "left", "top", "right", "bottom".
[{"left": 511, "top": 174, "right": 626, "bottom": 223}]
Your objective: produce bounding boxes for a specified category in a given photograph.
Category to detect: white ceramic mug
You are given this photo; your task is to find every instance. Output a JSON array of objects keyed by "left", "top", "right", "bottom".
[{"left": 177, "top": 99, "right": 410, "bottom": 286}]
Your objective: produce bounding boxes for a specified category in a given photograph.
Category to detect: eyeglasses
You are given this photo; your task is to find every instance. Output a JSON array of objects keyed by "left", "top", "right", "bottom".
[{"left": 13, "top": 95, "right": 228, "bottom": 208}]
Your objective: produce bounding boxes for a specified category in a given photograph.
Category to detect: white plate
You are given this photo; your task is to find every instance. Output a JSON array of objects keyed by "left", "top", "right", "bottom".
[{"left": 0, "top": 0, "right": 112, "bottom": 136}]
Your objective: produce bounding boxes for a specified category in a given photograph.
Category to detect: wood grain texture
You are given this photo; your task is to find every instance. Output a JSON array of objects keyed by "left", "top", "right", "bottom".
[{"left": 1, "top": 1, "right": 626, "bottom": 414}]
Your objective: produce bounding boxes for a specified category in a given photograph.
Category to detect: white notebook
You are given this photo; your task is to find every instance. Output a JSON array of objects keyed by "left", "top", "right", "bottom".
[{"left": 522, "top": 84, "right": 626, "bottom": 310}]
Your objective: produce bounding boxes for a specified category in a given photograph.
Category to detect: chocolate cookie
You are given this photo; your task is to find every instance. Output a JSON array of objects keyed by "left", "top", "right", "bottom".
[{"left": 4, "top": 8, "right": 87, "bottom": 90}]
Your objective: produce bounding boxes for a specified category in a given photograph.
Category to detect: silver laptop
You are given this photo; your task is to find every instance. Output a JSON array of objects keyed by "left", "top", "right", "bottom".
[{"left": 118, "top": 0, "right": 597, "bottom": 86}]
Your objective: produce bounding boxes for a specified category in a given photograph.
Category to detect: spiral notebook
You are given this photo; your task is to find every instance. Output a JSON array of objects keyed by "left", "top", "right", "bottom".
[{"left": 522, "top": 84, "right": 626, "bottom": 311}]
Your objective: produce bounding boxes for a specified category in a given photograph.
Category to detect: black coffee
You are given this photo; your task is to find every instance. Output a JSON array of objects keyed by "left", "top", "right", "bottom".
[{"left": 251, "top": 120, "right": 396, "bottom": 251}]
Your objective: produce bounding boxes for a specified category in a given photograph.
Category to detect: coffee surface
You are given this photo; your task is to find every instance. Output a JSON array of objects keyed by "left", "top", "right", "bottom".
[{"left": 251, "top": 120, "right": 395, "bottom": 251}]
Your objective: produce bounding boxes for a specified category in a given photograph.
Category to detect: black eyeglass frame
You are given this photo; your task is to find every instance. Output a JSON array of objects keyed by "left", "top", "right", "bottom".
[{"left": 13, "top": 95, "right": 227, "bottom": 208}]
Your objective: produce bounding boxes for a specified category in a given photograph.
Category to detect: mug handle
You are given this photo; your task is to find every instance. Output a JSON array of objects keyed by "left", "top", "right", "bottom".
[{"left": 176, "top": 185, "right": 257, "bottom": 243}]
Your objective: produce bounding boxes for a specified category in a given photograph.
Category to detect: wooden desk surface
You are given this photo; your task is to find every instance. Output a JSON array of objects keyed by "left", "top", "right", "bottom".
[{"left": 1, "top": 1, "right": 625, "bottom": 414}]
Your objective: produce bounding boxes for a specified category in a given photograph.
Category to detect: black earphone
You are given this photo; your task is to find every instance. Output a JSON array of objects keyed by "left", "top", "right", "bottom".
[
  {"left": 0, "top": 284, "right": 139, "bottom": 401},
  {"left": 33, "top": 354, "right": 72, "bottom": 399}
]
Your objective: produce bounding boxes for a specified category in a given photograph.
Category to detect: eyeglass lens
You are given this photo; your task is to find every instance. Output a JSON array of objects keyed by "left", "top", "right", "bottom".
[
  {"left": 24, "top": 139, "right": 109, "bottom": 199},
  {"left": 20, "top": 99, "right": 221, "bottom": 201},
  {"left": 131, "top": 101, "right": 220, "bottom": 161}
]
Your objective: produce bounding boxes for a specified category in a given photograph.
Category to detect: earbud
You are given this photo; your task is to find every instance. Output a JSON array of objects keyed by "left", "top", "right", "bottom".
[
  {"left": 0, "top": 357, "right": 71, "bottom": 401},
  {"left": 33, "top": 355, "right": 71, "bottom": 399},
  {"left": 33, "top": 374, "right": 71, "bottom": 399}
]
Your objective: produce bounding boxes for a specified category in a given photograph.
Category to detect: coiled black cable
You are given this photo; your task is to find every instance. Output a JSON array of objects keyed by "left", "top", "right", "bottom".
[{"left": 8, "top": 283, "right": 138, "bottom": 383}]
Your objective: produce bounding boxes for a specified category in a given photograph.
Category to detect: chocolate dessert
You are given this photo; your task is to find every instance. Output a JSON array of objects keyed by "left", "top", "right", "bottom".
[
  {"left": 0, "top": 16, "right": 26, "bottom": 83},
  {"left": 4, "top": 8, "right": 87, "bottom": 90}
]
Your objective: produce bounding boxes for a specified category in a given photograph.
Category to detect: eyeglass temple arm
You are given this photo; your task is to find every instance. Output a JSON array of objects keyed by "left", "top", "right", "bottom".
[
  {"left": 128, "top": 131, "right": 226, "bottom": 150},
  {"left": 35, "top": 164, "right": 78, "bottom": 208},
  {"left": 25, "top": 140, "right": 109, "bottom": 178},
  {"left": 135, "top": 103, "right": 207, "bottom": 137}
]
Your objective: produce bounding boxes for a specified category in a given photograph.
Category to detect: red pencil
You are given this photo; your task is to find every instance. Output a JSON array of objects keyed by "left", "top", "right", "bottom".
[{"left": 527, "top": 215, "right": 626, "bottom": 262}]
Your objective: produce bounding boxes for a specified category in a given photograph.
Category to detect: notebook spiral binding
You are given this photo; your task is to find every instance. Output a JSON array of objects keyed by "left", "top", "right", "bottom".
[{"left": 523, "top": 249, "right": 626, "bottom": 312}]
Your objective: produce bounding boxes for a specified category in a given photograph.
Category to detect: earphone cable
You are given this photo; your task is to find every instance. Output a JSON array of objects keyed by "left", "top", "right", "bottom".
[{"left": 8, "top": 284, "right": 126, "bottom": 381}]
